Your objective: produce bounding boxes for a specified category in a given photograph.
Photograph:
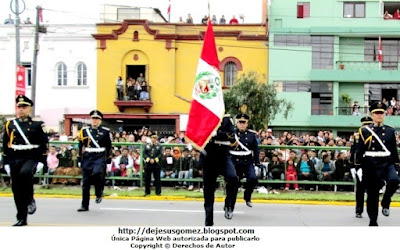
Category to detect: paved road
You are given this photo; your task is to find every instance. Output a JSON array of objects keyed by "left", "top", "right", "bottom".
[{"left": 1, "top": 197, "right": 400, "bottom": 226}]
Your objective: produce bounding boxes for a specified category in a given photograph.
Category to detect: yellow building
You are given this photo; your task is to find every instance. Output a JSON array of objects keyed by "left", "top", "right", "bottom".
[{"left": 66, "top": 20, "right": 268, "bottom": 135}]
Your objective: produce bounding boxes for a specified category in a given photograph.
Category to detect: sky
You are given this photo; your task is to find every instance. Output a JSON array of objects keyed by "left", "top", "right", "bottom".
[{"left": 2, "top": 0, "right": 264, "bottom": 24}]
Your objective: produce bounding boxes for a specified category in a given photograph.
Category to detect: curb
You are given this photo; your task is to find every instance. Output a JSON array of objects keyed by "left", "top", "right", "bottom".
[{"left": 1, "top": 193, "right": 400, "bottom": 207}]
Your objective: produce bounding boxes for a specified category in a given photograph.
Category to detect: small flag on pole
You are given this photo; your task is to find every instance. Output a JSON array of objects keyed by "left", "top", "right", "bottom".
[
  {"left": 185, "top": 21, "right": 224, "bottom": 150},
  {"left": 167, "top": 0, "right": 171, "bottom": 15},
  {"left": 378, "top": 36, "right": 383, "bottom": 63},
  {"left": 39, "top": 7, "right": 43, "bottom": 22}
]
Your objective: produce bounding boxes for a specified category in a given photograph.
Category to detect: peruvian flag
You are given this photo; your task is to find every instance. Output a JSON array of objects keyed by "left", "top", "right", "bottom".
[
  {"left": 185, "top": 21, "right": 224, "bottom": 150},
  {"left": 378, "top": 36, "right": 383, "bottom": 62},
  {"left": 167, "top": 0, "right": 171, "bottom": 15}
]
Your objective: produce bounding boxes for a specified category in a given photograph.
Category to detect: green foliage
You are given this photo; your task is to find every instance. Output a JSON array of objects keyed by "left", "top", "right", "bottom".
[
  {"left": 224, "top": 72, "right": 293, "bottom": 130},
  {"left": 341, "top": 93, "right": 352, "bottom": 106}
]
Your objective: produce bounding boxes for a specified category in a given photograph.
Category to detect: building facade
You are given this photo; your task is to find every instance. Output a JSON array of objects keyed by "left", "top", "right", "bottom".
[
  {"left": 269, "top": 0, "right": 400, "bottom": 135},
  {"left": 74, "top": 20, "right": 268, "bottom": 136}
]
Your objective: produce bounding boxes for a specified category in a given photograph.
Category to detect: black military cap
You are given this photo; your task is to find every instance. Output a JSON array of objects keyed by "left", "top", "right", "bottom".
[
  {"left": 369, "top": 101, "right": 387, "bottom": 114},
  {"left": 360, "top": 116, "right": 373, "bottom": 125},
  {"left": 16, "top": 95, "right": 33, "bottom": 107},
  {"left": 90, "top": 110, "right": 103, "bottom": 119},
  {"left": 235, "top": 113, "right": 249, "bottom": 121}
]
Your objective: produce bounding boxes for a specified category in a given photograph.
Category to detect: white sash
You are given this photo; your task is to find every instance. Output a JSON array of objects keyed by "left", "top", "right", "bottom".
[
  {"left": 229, "top": 134, "right": 253, "bottom": 156},
  {"left": 364, "top": 126, "right": 391, "bottom": 157},
  {"left": 13, "top": 119, "right": 32, "bottom": 145},
  {"left": 11, "top": 119, "right": 39, "bottom": 150},
  {"left": 86, "top": 128, "right": 101, "bottom": 148}
]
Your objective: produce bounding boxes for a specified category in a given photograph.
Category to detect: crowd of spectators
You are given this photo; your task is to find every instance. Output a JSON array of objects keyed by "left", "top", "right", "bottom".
[
  {"left": 178, "top": 14, "right": 243, "bottom": 24},
  {"left": 350, "top": 98, "right": 400, "bottom": 116},
  {"left": 116, "top": 74, "right": 149, "bottom": 101}
]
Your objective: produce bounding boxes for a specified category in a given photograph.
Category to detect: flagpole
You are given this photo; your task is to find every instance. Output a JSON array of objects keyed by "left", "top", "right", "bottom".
[
  {"left": 379, "top": 36, "right": 382, "bottom": 71},
  {"left": 208, "top": 0, "right": 210, "bottom": 18}
]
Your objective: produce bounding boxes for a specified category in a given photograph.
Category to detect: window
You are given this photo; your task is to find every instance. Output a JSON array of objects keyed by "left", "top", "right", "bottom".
[
  {"left": 133, "top": 31, "right": 139, "bottom": 41},
  {"left": 312, "top": 36, "right": 334, "bottom": 69},
  {"left": 365, "top": 39, "right": 399, "bottom": 70},
  {"left": 57, "top": 62, "right": 67, "bottom": 86},
  {"left": 77, "top": 63, "right": 87, "bottom": 86},
  {"left": 22, "top": 62, "right": 31, "bottom": 87},
  {"left": 274, "top": 35, "right": 311, "bottom": 46},
  {"left": 343, "top": 2, "right": 365, "bottom": 18},
  {"left": 224, "top": 62, "right": 237, "bottom": 87},
  {"left": 311, "top": 82, "right": 333, "bottom": 115},
  {"left": 282, "top": 81, "right": 311, "bottom": 92},
  {"left": 297, "top": 2, "right": 310, "bottom": 18}
]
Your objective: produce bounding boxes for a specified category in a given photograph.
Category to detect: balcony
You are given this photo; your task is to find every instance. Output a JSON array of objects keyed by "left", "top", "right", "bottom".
[
  {"left": 310, "top": 61, "right": 400, "bottom": 82},
  {"left": 114, "top": 86, "right": 153, "bottom": 112},
  {"left": 335, "top": 106, "right": 369, "bottom": 116}
]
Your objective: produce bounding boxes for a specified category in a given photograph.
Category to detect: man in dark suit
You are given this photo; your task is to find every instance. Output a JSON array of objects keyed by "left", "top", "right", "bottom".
[
  {"left": 143, "top": 134, "right": 163, "bottom": 196},
  {"left": 77, "top": 110, "right": 112, "bottom": 212},
  {"left": 355, "top": 102, "right": 400, "bottom": 226},
  {"left": 2, "top": 95, "right": 48, "bottom": 226}
]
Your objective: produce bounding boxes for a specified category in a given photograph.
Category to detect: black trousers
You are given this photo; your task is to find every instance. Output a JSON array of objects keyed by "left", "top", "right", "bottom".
[
  {"left": 81, "top": 168, "right": 104, "bottom": 208},
  {"left": 201, "top": 152, "right": 238, "bottom": 226},
  {"left": 144, "top": 164, "right": 161, "bottom": 195},
  {"left": 355, "top": 174, "right": 365, "bottom": 215},
  {"left": 233, "top": 161, "right": 258, "bottom": 205},
  {"left": 10, "top": 158, "right": 36, "bottom": 221},
  {"left": 364, "top": 158, "right": 400, "bottom": 223}
]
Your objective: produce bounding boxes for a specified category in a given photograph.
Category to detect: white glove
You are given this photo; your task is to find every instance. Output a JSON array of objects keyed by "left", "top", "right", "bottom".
[
  {"left": 36, "top": 162, "right": 44, "bottom": 173},
  {"left": 4, "top": 164, "right": 10, "bottom": 176},
  {"left": 211, "top": 131, "right": 217, "bottom": 137}
]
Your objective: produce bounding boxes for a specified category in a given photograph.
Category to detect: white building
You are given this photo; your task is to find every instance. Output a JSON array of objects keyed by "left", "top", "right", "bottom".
[{"left": 0, "top": 23, "right": 97, "bottom": 132}]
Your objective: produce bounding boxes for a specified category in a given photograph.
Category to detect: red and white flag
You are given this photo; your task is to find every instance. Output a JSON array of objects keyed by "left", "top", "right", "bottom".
[
  {"left": 185, "top": 21, "right": 224, "bottom": 150},
  {"left": 378, "top": 36, "right": 383, "bottom": 62},
  {"left": 167, "top": 0, "right": 171, "bottom": 15}
]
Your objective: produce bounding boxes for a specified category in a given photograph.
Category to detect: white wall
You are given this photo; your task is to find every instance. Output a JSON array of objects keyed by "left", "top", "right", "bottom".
[{"left": 0, "top": 24, "right": 97, "bottom": 131}]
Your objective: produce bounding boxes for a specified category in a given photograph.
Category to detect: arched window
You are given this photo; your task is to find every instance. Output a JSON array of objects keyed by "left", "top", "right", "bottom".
[
  {"left": 77, "top": 63, "right": 87, "bottom": 86},
  {"left": 56, "top": 62, "right": 67, "bottom": 86},
  {"left": 224, "top": 62, "right": 237, "bottom": 87}
]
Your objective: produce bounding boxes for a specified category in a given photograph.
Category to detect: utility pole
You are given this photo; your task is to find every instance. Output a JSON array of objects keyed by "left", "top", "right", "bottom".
[
  {"left": 31, "top": 6, "right": 41, "bottom": 117},
  {"left": 14, "top": 0, "right": 21, "bottom": 66}
]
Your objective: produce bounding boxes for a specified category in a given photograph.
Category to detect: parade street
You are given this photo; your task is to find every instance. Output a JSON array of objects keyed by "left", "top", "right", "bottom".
[{"left": 1, "top": 197, "right": 400, "bottom": 227}]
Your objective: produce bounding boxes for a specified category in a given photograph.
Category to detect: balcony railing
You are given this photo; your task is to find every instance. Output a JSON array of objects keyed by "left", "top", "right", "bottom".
[
  {"left": 335, "top": 106, "right": 369, "bottom": 116},
  {"left": 114, "top": 86, "right": 153, "bottom": 112},
  {"left": 336, "top": 61, "right": 398, "bottom": 71}
]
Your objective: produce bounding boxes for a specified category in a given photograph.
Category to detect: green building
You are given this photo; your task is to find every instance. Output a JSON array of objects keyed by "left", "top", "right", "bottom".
[{"left": 269, "top": 0, "right": 400, "bottom": 136}]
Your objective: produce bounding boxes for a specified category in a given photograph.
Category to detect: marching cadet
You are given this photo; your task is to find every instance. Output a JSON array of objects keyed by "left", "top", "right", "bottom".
[
  {"left": 77, "top": 110, "right": 112, "bottom": 212},
  {"left": 201, "top": 114, "right": 239, "bottom": 226},
  {"left": 355, "top": 102, "right": 400, "bottom": 226},
  {"left": 230, "top": 114, "right": 259, "bottom": 209},
  {"left": 1, "top": 95, "right": 48, "bottom": 226},
  {"left": 349, "top": 116, "right": 373, "bottom": 218},
  {"left": 143, "top": 134, "right": 163, "bottom": 196}
]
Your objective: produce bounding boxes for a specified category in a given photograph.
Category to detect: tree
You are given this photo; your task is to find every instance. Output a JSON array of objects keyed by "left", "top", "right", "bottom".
[{"left": 224, "top": 71, "right": 293, "bottom": 130}]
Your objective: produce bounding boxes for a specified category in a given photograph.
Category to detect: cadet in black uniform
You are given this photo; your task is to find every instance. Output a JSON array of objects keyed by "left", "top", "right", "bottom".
[
  {"left": 1, "top": 95, "right": 48, "bottom": 226},
  {"left": 77, "top": 110, "right": 112, "bottom": 212},
  {"left": 143, "top": 134, "right": 163, "bottom": 196},
  {"left": 349, "top": 116, "right": 372, "bottom": 218},
  {"left": 355, "top": 102, "right": 400, "bottom": 226},
  {"left": 200, "top": 114, "right": 239, "bottom": 226},
  {"left": 230, "top": 114, "right": 259, "bottom": 208}
]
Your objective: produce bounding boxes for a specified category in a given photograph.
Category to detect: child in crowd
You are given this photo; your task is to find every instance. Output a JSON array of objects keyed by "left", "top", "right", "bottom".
[{"left": 285, "top": 159, "right": 299, "bottom": 191}]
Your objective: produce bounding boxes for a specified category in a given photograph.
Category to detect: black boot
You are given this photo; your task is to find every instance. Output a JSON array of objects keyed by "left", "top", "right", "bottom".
[{"left": 205, "top": 207, "right": 214, "bottom": 226}]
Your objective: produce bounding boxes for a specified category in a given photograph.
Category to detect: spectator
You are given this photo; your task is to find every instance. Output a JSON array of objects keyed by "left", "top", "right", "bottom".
[
  {"left": 24, "top": 17, "right": 32, "bottom": 24},
  {"left": 186, "top": 14, "right": 193, "bottom": 24},
  {"left": 256, "top": 150, "right": 268, "bottom": 180},
  {"left": 297, "top": 153, "right": 316, "bottom": 182},
  {"left": 116, "top": 76, "right": 124, "bottom": 100},
  {"left": 285, "top": 159, "right": 299, "bottom": 191},
  {"left": 177, "top": 148, "right": 191, "bottom": 188},
  {"left": 160, "top": 148, "right": 178, "bottom": 179},
  {"left": 334, "top": 152, "right": 352, "bottom": 182},
  {"left": 352, "top": 101, "right": 361, "bottom": 116},
  {"left": 391, "top": 97, "right": 397, "bottom": 114},
  {"left": 268, "top": 155, "right": 285, "bottom": 193},
  {"left": 4, "top": 14, "right": 14, "bottom": 24},
  {"left": 211, "top": 15, "right": 217, "bottom": 24},
  {"left": 219, "top": 15, "right": 226, "bottom": 24},
  {"left": 315, "top": 154, "right": 335, "bottom": 181},
  {"left": 384, "top": 10, "right": 393, "bottom": 19},
  {"left": 382, "top": 98, "right": 389, "bottom": 107},
  {"left": 267, "top": 128, "right": 275, "bottom": 140},
  {"left": 201, "top": 15, "right": 208, "bottom": 25},
  {"left": 394, "top": 9, "right": 400, "bottom": 19},
  {"left": 126, "top": 78, "right": 135, "bottom": 100},
  {"left": 133, "top": 80, "right": 142, "bottom": 100},
  {"left": 229, "top": 15, "right": 239, "bottom": 24},
  {"left": 136, "top": 73, "right": 145, "bottom": 84},
  {"left": 178, "top": 16, "right": 184, "bottom": 23},
  {"left": 139, "top": 81, "right": 149, "bottom": 100},
  {"left": 46, "top": 146, "right": 59, "bottom": 175},
  {"left": 188, "top": 149, "right": 201, "bottom": 191}
]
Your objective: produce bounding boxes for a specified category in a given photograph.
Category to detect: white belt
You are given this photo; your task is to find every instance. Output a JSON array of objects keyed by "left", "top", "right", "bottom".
[
  {"left": 85, "top": 147, "right": 105, "bottom": 153},
  {"left": 364, "top": 151, "right": 391, "bottom": 157},
  {"left": 214, "top": 140, "right": 231, "bottom": 146},
  {"left": 229, "top": 150, "right": 252, "bottom": 156},
  {"left": 11, "top": 144, "right": 39, "bottom": 150}
]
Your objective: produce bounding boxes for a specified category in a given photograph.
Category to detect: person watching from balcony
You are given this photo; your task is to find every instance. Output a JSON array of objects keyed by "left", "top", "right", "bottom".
[
  {"left": 201, "top": 15, "right": 208, "bottom": 25},
  {"left": 390, "top": 97, "right": 396, "bottom": 108},
  {"left": 133, "top": 80, "right": 142, "bottom": 100},
  {"left": 219, "top": 15, "right": 226, "bottom": 24},
  {"left": 139, "top": 81, "right": 149, "bottom": 100},
  {"left": 384, "top": 10, "right": 393, "bottom": 19},
  {"left": 352, "top": 101, "right": 361, "bottom": 116},
  {"left": 116, "top": 76, "right": 124, "bottom": 100},
  {"left": 126, "top": 78, "right": 135, "bottom": 100},
  {"left": 136, "top": 73, "right": 145, "bottom": 84},
  {"left": 394, "top": 9, "right": 400, "bottom": 19},
  {"left": 382, "top": 98, "right": 389, "bottom": 107},
  {"left": 229, "top": 15, "right": 239, "bottom": 24},
  {"left": 211, "top": 15, "right": 217, "bottom": 24},
  {"left": 186, "top": 14, "right": 193, "bottom": 24}
]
